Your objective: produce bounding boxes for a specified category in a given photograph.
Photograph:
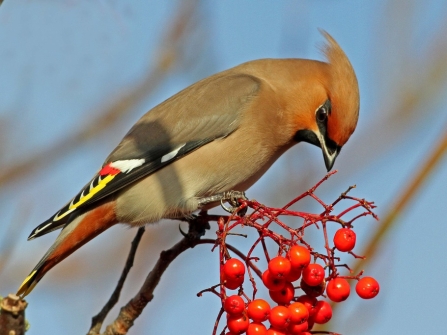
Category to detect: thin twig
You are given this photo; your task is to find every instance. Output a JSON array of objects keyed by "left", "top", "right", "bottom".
[
  {"left": 87, "top": 227, "right": 145, "bottom": 335},
  {"left": 197, "top": 239, "right": 262, "bottom": 278}
]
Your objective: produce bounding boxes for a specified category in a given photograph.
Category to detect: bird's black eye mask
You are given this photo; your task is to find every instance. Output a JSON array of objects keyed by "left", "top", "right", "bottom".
[{"left": 293, "top": 100, "right": 339, "bottom": 153}]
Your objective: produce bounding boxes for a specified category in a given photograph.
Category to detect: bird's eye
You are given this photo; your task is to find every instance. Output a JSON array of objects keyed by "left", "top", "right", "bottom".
[{"left": 316, "top": 106, "right": 328, "bottom": 122}]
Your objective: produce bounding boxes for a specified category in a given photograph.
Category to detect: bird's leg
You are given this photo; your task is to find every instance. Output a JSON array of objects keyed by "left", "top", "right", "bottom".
[
  {"left": 198, "top": 191, "right": 248, "bottom": 215},
  {"left": 198, "top": 190, "right": 247, "bottom": 207}
]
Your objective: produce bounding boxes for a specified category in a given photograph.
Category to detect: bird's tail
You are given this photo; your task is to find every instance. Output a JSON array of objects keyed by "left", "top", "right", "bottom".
[{"left": 17, "top": 201, "right": 118, "bottom": 297}]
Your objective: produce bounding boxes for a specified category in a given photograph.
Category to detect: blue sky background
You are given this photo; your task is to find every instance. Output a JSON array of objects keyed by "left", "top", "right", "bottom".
[{"left": 0, "top": 1, "right": 446, "bottom": 334}]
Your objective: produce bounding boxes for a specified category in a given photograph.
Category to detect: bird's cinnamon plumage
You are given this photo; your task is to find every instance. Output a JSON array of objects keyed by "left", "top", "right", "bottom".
[{"left": 18, "top": 31, "right": 359, "bottom": 297}]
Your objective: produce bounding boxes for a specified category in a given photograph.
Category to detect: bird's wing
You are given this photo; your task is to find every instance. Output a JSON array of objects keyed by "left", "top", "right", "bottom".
[{"left": 28, "top": 73, "right": 261, "bottom": 240}]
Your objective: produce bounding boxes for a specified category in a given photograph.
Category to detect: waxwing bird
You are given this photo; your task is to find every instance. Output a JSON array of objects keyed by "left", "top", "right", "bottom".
[{"left": 17, "top": 31, "right": 359, "bottom": 297}]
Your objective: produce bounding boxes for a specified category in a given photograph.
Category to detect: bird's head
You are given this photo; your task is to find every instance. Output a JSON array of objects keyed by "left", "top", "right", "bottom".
[{"left": 293, "top": 31, "right": 360, "bottom": 171}]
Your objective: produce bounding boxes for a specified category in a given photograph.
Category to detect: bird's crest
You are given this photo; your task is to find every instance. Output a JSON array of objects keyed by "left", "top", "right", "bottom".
[{"left": 320, "top": 30, "right": 360, "bottom": 146}]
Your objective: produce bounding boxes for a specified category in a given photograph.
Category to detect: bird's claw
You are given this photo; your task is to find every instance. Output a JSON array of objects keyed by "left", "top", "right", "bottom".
[
  {"left": 178, "top": 224, "right": 188, "bottom": 237},
  {"left": 220, "top": 190, "right": 247, "bottom": 215}
]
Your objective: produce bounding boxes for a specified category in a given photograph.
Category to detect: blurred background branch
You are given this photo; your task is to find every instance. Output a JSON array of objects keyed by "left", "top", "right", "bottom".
[
  {"left": 353, "top": 121, "right": 447, "bottom": 276},
  {"left": 0, "top": 203, "right": 31, "bottom": 279},
  {"left": 0, "top": 0, "right": 200, "bottom": 188}
]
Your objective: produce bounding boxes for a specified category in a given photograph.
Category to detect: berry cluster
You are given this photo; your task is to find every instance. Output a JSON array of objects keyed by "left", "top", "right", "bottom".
[
  {"left": 221, "top": 251, "right": 379, "bottom": 335},
  {"left": 199, "top": 172, "right": 380, "bottom": 335}
]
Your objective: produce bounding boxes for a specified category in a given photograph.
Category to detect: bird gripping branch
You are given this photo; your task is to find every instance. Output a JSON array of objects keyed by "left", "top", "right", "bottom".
[{"left": 17, "top": 31, "right": 359, "bottom": 297}]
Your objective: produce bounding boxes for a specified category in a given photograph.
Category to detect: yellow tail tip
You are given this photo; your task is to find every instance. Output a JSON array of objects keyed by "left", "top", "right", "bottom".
[{"left": 17, "top": 270, "right": 38, "bottom": 297}]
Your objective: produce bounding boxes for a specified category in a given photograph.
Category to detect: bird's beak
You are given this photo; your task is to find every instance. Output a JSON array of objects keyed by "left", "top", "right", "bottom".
[
  {"left": 322, "top": 144, "right": 338, "bottom": 171},
  {"left": 317, "top": 133, "right": 340, "bottom": 171}
]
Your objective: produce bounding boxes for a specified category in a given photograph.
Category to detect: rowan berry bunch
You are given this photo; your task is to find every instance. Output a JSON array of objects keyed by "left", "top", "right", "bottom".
[{"left": 199, "top": 172, "right": 380, "bottom": 335}]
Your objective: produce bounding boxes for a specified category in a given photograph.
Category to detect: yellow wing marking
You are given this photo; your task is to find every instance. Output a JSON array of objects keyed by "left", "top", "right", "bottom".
[{"left": 53, "top": 174, "right": 116, "bottom": 221}]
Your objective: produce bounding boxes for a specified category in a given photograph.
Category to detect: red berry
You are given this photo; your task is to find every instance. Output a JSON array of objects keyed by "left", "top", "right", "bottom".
[
  {"left": 288, "top": 246, "right": 311, "bottom": 269},
  {"left": 224, "top": 277, "right": 244, "bottom": 290},
  {"left": 224, "top": 295, "right": 245, "bottom": 316},
  {"left": 247, "top": 299, "right": 270, "bottom": 322},
  {"left": 287, "top": 321, "right": 309, "bottom": 334},
  {"left": 227, "top": 314, "right": 249, "bottom": 334},
  {"left": 333, "top": 228, "right": 356, "bottom": 252},
  {"left": 223, "top": 258, "right": 245, "bottom": 281},
  {"left": 288, "top": 302, "right": 309, "bottom": 324},
  {"left": 269, "top": 306, "right": 290, "bottom": 330},
  {"left": 296, "top": 295, "right": 318, "bottom": 317},
  {"left": 356, "top": 277, "right": 380, "bottom": 299},
  {"left": 262, "top": 270, "right": 286, "bottom": 291},
  {"left": 223, "top": 259, "right": 245, "bottom": 289},
  {"left": 326, "top": 277, "right": 350, "bottom": 302},
  {"left": 269, "top": 281, "right": 295, "bottom": 305},
  {"left": 285, "top": 266, "right": 302, "bottom": 282},
  {"left": 268, "top": 256, "right": 292, "bottom": 279},
  {"left": 300, "top": 279, "right": 326, "bottom": 298},
  {"left": 302, "top": 264, "right": 325, "bottom": 286},
  {"left": 266, "top": 329, "right": 286, "bottom": 335},
  {"left": 313, "top": 301, "right": 332, "bottom": 324},
  {"left": 247, "top": 322, "right": 267, "bottom": 335}
]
